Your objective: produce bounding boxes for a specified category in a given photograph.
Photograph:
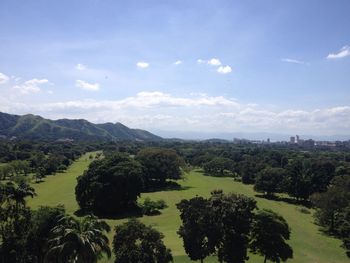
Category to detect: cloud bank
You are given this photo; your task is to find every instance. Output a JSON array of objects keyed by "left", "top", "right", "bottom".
[{"left": 1, "top": 91, "right": 349, "bottom": 136}]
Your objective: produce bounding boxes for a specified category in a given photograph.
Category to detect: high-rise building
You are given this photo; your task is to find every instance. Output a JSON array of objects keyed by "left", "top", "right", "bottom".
[
  {"left": 290, "top": 136, "right": 295, "bottom": 143},
  {"left": 296, "top": 135, "right": 300, "bottom": 143}
]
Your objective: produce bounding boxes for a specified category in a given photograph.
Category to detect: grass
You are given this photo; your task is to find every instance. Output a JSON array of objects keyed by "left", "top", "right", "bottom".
[{"left": 28, "top": 153, "right": 348, "bottom": 263}]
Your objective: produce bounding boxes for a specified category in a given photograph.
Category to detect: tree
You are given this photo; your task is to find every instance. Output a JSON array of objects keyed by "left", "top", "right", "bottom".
[
  {"left": 250, "top": 209, "right": 293, "bottom": 263},
  {"left": 136, "top": 148, "right": 184, "bottom": 186},
  {"left": 239, "top": 156, "right": 265, "bottom": 184},
  {"left": 75, "top": 153, "right": 144, "bottom": 215},
  {"left": 284, "top": 159, "right": 311, "bottom": 200},
  {"left": 26, "top": 206, "right": 66, "bottom": 263},
  {"left": 311, "top": 175, "right": 350, "bottom": 257},
  {"left": 45, "top": 215, "right": 111, "bottom": 263},
  {"left": 254, "top": 167, "right": 286, "bottom": 196},
  {"left": 2, "top": 181, "right": 36, "bottom": 210},
  {"left": 308, "top": 159, "right": 335, "bottom": 193},
  {"left": 203, "top": 157, "right": 235, "bottom": 177},
  {"left": 209, "top": 190, "right": 257, "bottom": 263},
  {"left": 177, "top": 197, "right": 217, "bottom": 263},
  {"left": 0, "top": 182, "right": 34, "bottom": 263},
  {"left": 113, "top": 219, "right": 172, "bottom": 263}
]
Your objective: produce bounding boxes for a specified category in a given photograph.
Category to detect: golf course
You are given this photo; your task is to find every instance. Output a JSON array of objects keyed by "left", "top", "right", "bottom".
[{"left": 28, "top": 152, "right": 348, "bottom": 263}]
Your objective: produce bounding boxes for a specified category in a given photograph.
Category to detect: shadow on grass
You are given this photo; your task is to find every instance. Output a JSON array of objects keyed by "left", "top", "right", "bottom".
[
  {"left": 33, "top": 179, "right": 45, "bottom": 184},
  {"left": 142, "top": 180, "right": 193, "bottom": 193},
  {"left": 255, "top": 194, "right": 312, "bottom": 208},
  {"left": 74, "top": 207, "right": 144, "bottom": 220}
]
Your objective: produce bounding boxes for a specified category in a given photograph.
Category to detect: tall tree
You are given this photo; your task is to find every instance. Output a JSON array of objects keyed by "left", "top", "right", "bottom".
[
  {"left": 136, "top": 147, "right": 184, "bottom": 186},
  {"left": 26, "top": 206, "right": 66, "bottom": 263},
  {"left": 254, "top": 167, "right": 286, "bottom": 197},
  {"left": 45, "top": 215, "right": 111, "bottom": 263},
  {"left": 250, "top": 209, "right": 293, "bottom": 263},
  {"left": 113, "top": 219, "right": 172, "bottom": 263},
  {"left": 75, "top": 153, "right": 144, "bottom": 215},
  {"left": 209, "top": 190, "right": 257, "bottom": 263},
  {"left": 0, "top": 182, "right": 35, "bottom": 263},
  {"left": 177, "top": 197, "right": 217, "bottom": 263}
]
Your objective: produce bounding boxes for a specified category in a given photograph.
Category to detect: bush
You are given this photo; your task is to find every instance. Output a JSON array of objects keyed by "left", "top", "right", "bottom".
[{"left": 141, "top": 198, "right": 167, "bottom": 215}]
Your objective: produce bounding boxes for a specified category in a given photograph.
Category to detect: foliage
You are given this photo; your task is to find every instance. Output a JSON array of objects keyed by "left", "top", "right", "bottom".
[
  {"left": 312, "top": 175, "right": 350, "bottom": 257},
  {"left": 140, "top": 197, "right": 167, "bottom": 215},
  {"left": 0, "top": 181, "right": 35, "bottom": 262},
  {"left": 177, "top": 190, "right": 257, "bottom": 263},
  {"left": 26, "top": 206, "right": 66, "bottom": 263},
  {"left": 254, "top": 167, "right": 286, "bottom": 196},
  {"left": 75, "top": 153, "right": 144, "bottom": 215},
  {"left": 113, "top": 218, "right": 173, "bottom": 263},
  {"left": 45, "top": 215, "right": 111, "bottom": 263},
  {"left": 209, "top": 190, "right": 257, "bottom": 263},
  {"left": 250, "top": 209, "right": 293, "bottom": 263},
  {"left": 177, "top": 196, "right": 217, "bottom": 263},
  {"left": 136, "top": 147, "right": 184, "bottom": 186},
  {"left": 203, "top": 157, "right": 235, "bottom": 177}
]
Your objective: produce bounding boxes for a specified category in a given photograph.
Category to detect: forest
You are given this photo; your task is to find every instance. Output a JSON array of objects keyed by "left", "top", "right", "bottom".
[{"left": 0, "top": 138, "right": 349, "bottom": 262}]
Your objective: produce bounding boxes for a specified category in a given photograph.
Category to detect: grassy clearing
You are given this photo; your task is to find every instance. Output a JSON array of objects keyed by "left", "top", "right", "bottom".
[
  {"left": 28, "top": 153, "right": 348, "bottom": 263},
  {"left": 28, "top": 152, "right": 99, "bottom": 213}
]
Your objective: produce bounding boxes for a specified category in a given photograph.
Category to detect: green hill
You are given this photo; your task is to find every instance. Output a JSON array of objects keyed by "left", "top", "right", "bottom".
[{"left": 0, "top": 112, "right": 162, "bottom": 141}]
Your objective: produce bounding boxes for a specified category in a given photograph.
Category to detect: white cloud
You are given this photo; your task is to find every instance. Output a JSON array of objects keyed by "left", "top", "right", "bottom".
[
  {"left": 76, "top": 63, "right": 87, "bottom": 70},
  {"left": 136, "top": 61, "right": 149, "bottom": 68},
  {"left": 2, "top": 91, "right": 350, "bottom": 136},
  {"left": 75, "top": 80, "right": 100, "bottom": 91},
  {"left": 281, "top": 58, "right": 305, "bottom": 64},
  {"left": 13, "top": 78, "right": 50, "bottom": 94},
  {"left": 0, "top": 72, "right": 9, "bottom": 84},
  {"left": 327, "top": 46, "right": 350, "bottom": 59},
  {"left": 197, "top": 59, "right": 206, "bottom": 64},
  {"left": 207, "top": 58, "right": 222, "bottom": 66},
  {"left": 174, "top": 60, "right": 182, "bottom": 65},
  {"left": 217, "top": 65, "right": 232, "bottom": 74}
]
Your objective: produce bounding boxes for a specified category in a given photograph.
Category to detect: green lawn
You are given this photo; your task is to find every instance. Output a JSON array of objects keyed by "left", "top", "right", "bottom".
[{"left": 28, "top": 153, "right": 348, "bottom": 263}]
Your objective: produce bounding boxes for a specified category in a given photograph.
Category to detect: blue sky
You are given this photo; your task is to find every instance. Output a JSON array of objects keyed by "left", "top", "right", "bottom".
[{"left": 0, "top": 0, "right": 350, "bottom": 138}]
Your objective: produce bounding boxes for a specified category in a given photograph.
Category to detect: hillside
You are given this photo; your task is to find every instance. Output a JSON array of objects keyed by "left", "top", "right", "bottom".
[{"left": 0, "top": 112, "right": 162, "bottom": 141}]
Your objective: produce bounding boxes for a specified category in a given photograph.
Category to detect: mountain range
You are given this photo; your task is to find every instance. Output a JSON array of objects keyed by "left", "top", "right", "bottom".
[{"left": 0, "top": 112, "right": 162, "bottom": 141}]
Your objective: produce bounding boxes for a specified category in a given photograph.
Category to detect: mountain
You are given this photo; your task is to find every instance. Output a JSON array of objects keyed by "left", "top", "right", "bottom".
[{"left": 0, "top": 112, "right": 162, "bottom": 141}]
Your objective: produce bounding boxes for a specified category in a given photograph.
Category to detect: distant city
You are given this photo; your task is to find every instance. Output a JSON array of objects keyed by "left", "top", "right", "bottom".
[{"left": 233, "top": 135, "right": 350, "bottom": 148}]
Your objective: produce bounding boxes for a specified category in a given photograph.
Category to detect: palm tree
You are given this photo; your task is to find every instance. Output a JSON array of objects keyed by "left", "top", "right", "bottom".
[
  {"left": 1, "top": 181, "right": 35, "bottom": 211},
  {"left": 45, "top": 215, "right": 111, "bottom": 263}
]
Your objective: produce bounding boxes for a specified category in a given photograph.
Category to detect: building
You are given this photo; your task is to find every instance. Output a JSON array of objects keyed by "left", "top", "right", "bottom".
[{"left": 290, "top": 136, "right": 295, "bottom": 144}]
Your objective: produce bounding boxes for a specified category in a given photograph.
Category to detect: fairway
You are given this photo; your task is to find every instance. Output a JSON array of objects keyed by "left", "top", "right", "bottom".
[{"left": 29, "top": 153, "right": 348, "bottom": 263}]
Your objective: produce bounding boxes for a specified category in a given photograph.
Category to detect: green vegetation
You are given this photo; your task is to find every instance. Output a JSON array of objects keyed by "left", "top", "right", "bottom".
[
  {"left": 113, "top": 219, "right": 172, "bottom": 263},
  {"left": 0, "top": 111, "right": 161, "bottom": 141},
  {"left": 27, "top": 153, "right": 348, "bottom": 262},
  {"left": 75, "top": 153, "right": 144, "bottom": 215}
]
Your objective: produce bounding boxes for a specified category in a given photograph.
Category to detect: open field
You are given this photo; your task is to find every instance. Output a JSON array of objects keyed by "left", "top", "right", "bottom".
[{"left": 28, "top": 153, "right": 348, "bottom": 263}]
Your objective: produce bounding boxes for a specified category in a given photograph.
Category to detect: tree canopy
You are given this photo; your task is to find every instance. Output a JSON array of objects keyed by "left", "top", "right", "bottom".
[
  {"left": 250, "top": 209, "right": 293, "bottom": 263},
  {"left": 113, "top": 219, "right": 173, "bottom": 263},
  {"left": 75, "top": 153, "right": 144, "bottom": 215},
  {"left": 136, "top": 147, "right": 184, "bottom": 186}
]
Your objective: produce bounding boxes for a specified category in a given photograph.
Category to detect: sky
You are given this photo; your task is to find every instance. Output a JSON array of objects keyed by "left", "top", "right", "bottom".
[{"left": 0, "top": 0, "right": 350, "bottom": 139}]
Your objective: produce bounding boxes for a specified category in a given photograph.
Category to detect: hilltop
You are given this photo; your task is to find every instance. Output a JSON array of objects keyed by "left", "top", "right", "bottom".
[{"left": 0, "top": 112, "right": 162, "bottom": 141}]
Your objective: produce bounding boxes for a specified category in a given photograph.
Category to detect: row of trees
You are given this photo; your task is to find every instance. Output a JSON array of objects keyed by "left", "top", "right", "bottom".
[
  {"left": 177, "top": 190, "right": 293, "bottom": 263},
  {"left": 76, "top": 148, "right": 184, "bottom": 215},
  {"left": 253, "top": 158, "right": 336, "bottom": 200}
]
